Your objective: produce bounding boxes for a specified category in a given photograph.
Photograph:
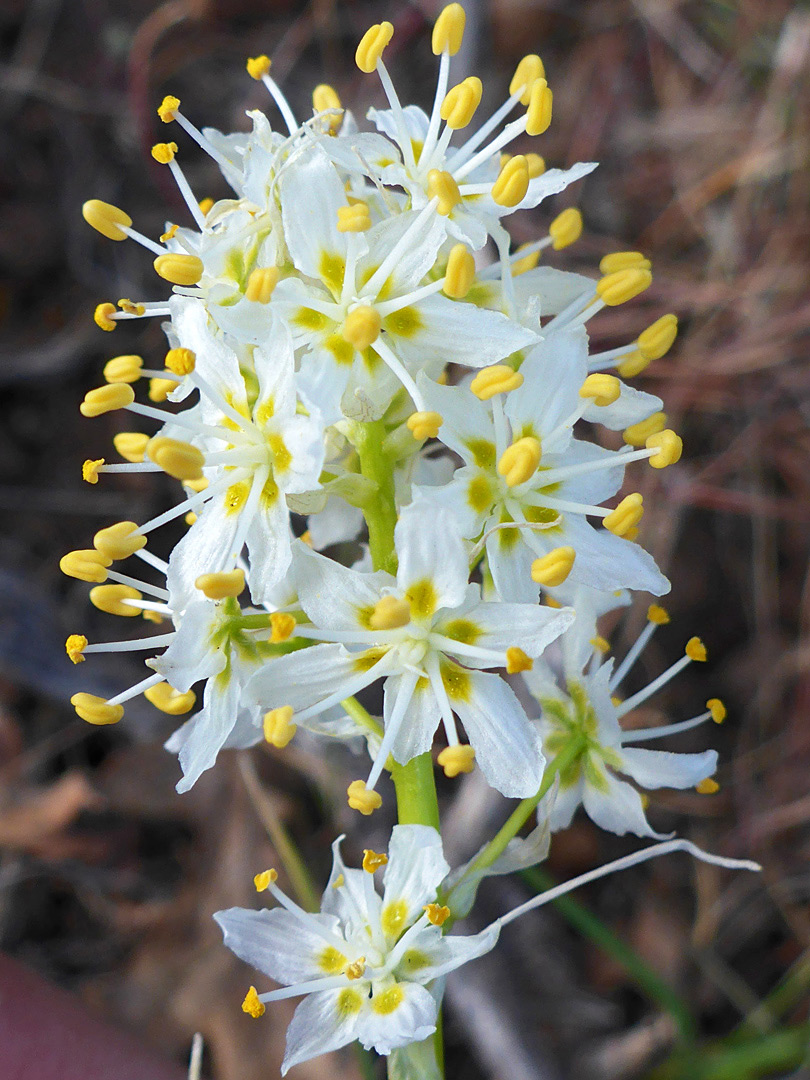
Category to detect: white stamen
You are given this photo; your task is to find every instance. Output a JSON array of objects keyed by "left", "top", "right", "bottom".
[{"left": 106, "top": 671, "right": 164, "bottom": 706}]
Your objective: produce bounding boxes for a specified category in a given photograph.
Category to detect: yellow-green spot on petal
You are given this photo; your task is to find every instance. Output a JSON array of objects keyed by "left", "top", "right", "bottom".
[
  {"left": 441, "top": 619, "right": 481, "bottom": 645},
  {"left": 356, "top": 604, "right": 376, "bottom": 630},
  {"left": 360, "top": 346, "right": 382, "bottom": 372},
  {"left": 441, "top": 660, "right": 472, "bottom": 702},
  {"left": 497, "top": 508, "right": 519, "bottom": 550},
  {"left": 268, "top": 432, "right": 291, "bottom": 473},
  {"left": 465, "top": 438, "right": 496, "bottom": 469},
  {"left": 525, "top": 504, "right": 560, "bottom": 527},
  {"left": 261, "top": 475, "right": 279, "bottom": 507},
  {"left": 464, "top": 282, "right": 498, "bottom": 307},
  {"left": 383, "top": 306, "right": 423, "bottom": 338},
  {"left": 225, "top": 480, "right": 251, "bottom": 515},
  {"left": 319, "top": 251, "right": 345, "bottom": 298},
  {"left": 325, "top": 334, "right": 355, "bottom": 365},
  {"left": 318, "top": 945, "right": 348, "bottom": 974},
  {"left": 353, "top": 647, "right": 388, "bottom": 674},
  {"left": 381, "top": 899, "right": 408, "bottom": 940},
  {"left": 406, "top": 578, "right": 438, "bottom": 619},
  {"left": 399, "top": 949, "right": 430, "bottom": 973},
  {"left": 372, "top": 985, "right": 405, "bottom": 1015},
  {"left": 225, "top": 249, "right": 246, "bottom": 285},
  {"left": 254, "top": 398, "right": 274, "bottom": 426},
  {"left": 337, "top": 988, "right": 364, "bottom": 1017},
  {"left": 467, "top": 474, "right": 495, "bottom": 514},
  {"left": 294, "top": 307, "right": 330, "bottom": 332}
]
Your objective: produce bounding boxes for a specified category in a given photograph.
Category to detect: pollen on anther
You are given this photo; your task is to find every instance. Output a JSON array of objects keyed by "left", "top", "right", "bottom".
[
  {"left": 362, "top": 849, "right": 388, "bottom": 873},
  {"left": 254, "top": 868, "right": 278, "bottom": 892}
]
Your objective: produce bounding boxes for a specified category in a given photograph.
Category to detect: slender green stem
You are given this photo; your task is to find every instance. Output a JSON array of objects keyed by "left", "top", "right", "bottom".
[
  {"left": 390, "top": 754, "right": 441, "bottom": 829},
  {"left": 342, "top": 695, "right": 385, "bottom": 740}
]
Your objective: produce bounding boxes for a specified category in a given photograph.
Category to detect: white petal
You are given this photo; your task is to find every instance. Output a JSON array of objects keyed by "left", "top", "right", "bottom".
[
  {"left": 150, "top": 601, "right": 224, "bottom": 691},
  {"left": 214, "top": 906, "right": 345, "bottom": 984},
  {"left": 360, "top": 209, "right": 445, "bottom": 296},
  {"left": 395, "top": 498, "right": 469, "bottom": 613},
  {"left": 401, "top": 924, "right": 500, "bottom": 984},
  {"left": 279, "top": 146, "right": 349, "bottom": 281},
  {"left": 382, "top": 825, "right": 449, "bottom": 923},
  {"left": 485, "top": 526, "right": 539, "bottom": 604},
  {"left": 253, "top": 316, "right": 297, "bottom": 421},
  {"left": 581, "top": 770, "right": 667, "bottom": 839},
  {"left": 174, "top": 666, "right": 242, "bottom": 791},
  {"left": 521, "top": 162, "right": 598, "bottom": 210},
  {"left": 619, "top": 747, "right": 718, "bottom": 790},
  {"left": 583, "top": 384, "right": 663, "bottom": 431},
  {"left": 397, "top": 295, "right": 538, "bottom": 369},
  {"left": 505, "top": 330, "right": 588, "bottom": 441},
  {"left": 245, "top": 643, "right": 374, "bottom": 714},
  {"left": 294, "top": 543, "right": 392, "bottom": 631},
  {"left": 166, "top": 495, "right": 242, "bottom": 612},
  {"left": 281, "top": 988, "right": 363, "bottom": 1075},
  {"left": 557, "top": 515, "right": 670, "bottom": 596},
  {"left": 416, "top": 374, "right": 494, "bottom": 463},
  {"left": 307, "top": 497, "right": 365, "bottom": 550},
  {"left": 355, "top": 981, "right": 438, "bottom": 1057},
  {"left": 444, "top": 600, "right": 573, "bottom": 665},
  {"left": 511, "top": 266, "right": 595, "bottom": 317},
  {"left": 384, "top": 674, "right": 439, "bottom": 766}
]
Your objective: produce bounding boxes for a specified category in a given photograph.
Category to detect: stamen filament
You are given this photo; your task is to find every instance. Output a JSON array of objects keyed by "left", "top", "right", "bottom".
[
  {"left": 121, "top": 226, "right": 167, "bottom": 257},
  {"left": 419, "top": 50, "right": 451, "bottom": 168},
  {"left": 173, "top": 109, "right": 235, "bottom": 170},
  {"left": 447, "top": 87, "right": 526, "bottom": 172},
  {"left": 293, "top": 655, "right": 395, "bottom": 725},
  {"left": 106, "top": 671, "right": 164, "bottom": 706},
  {"left": 139, "top": 473, "right": 248, "bottom": 535},
  {"left": 167, "top": 158, "right": 207, "bottom": 228},
  {"left": 609, "top": 622, "right": 657, "bottom": 689},
  {"left": 258, "top": 974, "right": 353, "bottom": 1004},
  {"left": 260, "top": 73, "right": 299, "bottom": 136},
  {"left": 371, "top": 336, "right": 426, "bottom": 412},
  {"left": 615, "top": 654, "right": 692, "bottom": 718},
  {"left": 376, "top": 61, "right": 417, "bottom": 172},
  {"left": 366, "top": 669, "right": 419, "bottom": 790},
  {"left": 363, "top": 198, "right": 438, "bottom": 298},
  {"left": 453, "top": 114, "right": 527, "bottom": 181},
  {"left": 623, "top": 711, "right": 713, "bottom": 743},
  {"left": 84, "top": 633, "right": 175, "bottom": 654},
  {"left": 107, "top": 569, "right": 169, "bottom": 599}
]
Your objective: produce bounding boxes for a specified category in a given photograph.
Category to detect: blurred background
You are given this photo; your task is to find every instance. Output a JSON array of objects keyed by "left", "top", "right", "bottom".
[{"left": 1, "top": 0, "right": 809, "bottom": 1077}]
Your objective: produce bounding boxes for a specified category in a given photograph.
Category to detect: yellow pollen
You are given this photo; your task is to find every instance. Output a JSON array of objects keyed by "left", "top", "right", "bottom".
[
  {"left": 113, "top": 432, "right": 149, "bottom": 463},
  {"left": 437, "top": 744, "right": 476, "bottom": 778},
  {"left": 443, "top": 243, "right": 475, "bottom": 298},
  {"left": 579, "top": 373, "right": 621, "bottom": 406},
  {"left": 148, "top": 377, "right": 176, "bottom": 403},
  {"left": 432, "top": 4, "right": 466, "bottom": 55},
  {"left": 369, "top": 595, "right": 411, "bottom": 630},
  {"left": 647, "top": 603, "right": 670, "bottom": 625},
  {"left": 497, "top": 436, "right": 542, "bottom": 487},
  {"left": 313, "top": 84, "right": 343, "bottom": 133},
  {"left": 80, "top": 383, "right": 134, "bottom": 418},
  {"left": 526, "top": 78, "right": 553, "bottom": 136},
  {"left": 638, "top": 314, "right": 678, "bottom": 360},
  {"left": 545, "top": 596, "right": 562, "bottom": 608},
  {"left": 150, "top": 141, "right": 178, "bottom": 164},
  {"left": 93, "top": 302, "right": 117, "bottom": 331},
  {"left": 492, "top": 155, "right": 529, "bottom": 207},
  {"left": 160, "top": 225, "right": 179, "bottom": 243},
  {"left": 153, "top": 253, "right": 204, "bottom": 287},
  {"left": 362, "top": 850, "right": 389, "bottom": 873},
  {"left": 270, "top": 612, "right": 297, "bottom": 643},
  {"left": 70, "top": 693, "right": 124, "bottom": 726},
  {"left": 142, "top": 609, "right": 164, "bottom": 625},
  {"left": 427, "top": 169, "right": 461, "bottom": 216},
  {"left": 616, "top": 350, "right": 650, "bottom": 378},
  {"left": 510, "top": 55, "right": 545, "bottom": 105},
  {"left": 707, "top": 698, "right": 726, "bottom": 723},
  {"left": 82, "top": 458, "right": 104, "bottom": 484},
  {"left": 254, "top": 868, "right": 278, "bottom": 891},
  {"left": 82, "top": 200, "right": 132, "bottom": 242},
  {"left": 646, "top": 429, "right": 682, "bottom": 469},
  {"left": 337, "top": 203, "right": 372, "bottom": 233},
  {"left": 198, "top": 197, "right": 214, "bottom": 215},
  {"left": 195, "top": 569, "right": 245, "bottom": 600},
  {"left": 548, "top": 207, "right": 582, "bottom": 250},
  {"left": 342, "top": 305, "right": 381, "bottom": 352},
  {"left": 424, "top": 903, "right": 451, "bottom": 926},
  {"left": 241, "top": 987, "right": 265, "bottom": 1018},
  {"left": 185, "top": 512, "right": 197, "bottom": 526},
  {"left": 300, "top": 530, "right": 313, "bottom": 547},
  {"left": 93, "top": 521, "right": 146, "bottom": 561},
  {"left": 246, "top": 55, "right": 271, "bottom": 80},
  {"left": 144, "top": 682, "right": 196, "bottom": 715},
  {"left": 623, "top": 412, "right": 666, "bottom": 447},
  {"left": 511, "top": 243, "right": 540, "bottom": 276},
  {"left": 347, "top": 780, "right": 382, "bottom": 815},
  {"left": 603, "top": 493, "right": 644, "bottom": 537},
  {"left": 66, "top": 634, "right": 87, "bottom": 664},
  {"left": 407, "top": 411, "right": 443, "bottom": 441},
  {"left": 531, "top": 546, "right": 576, "bottom": 587},
  {"left": 89, "top": 583, "right": 142, "bottom": 617},
  {"left": 440, "top": 76, "right": 482, "bottom": 129},
  {"left": 596, "top": 267, "right": 652, "bottom": 306},
  {"left": 164, "top": 347, "right": 196, "bottom": 375},
  {"left": 117, "top": 298, "right": 145, "bottom": 317},
  {"left": 599, "top": 251, "right": 651, "bottom": 275},
  {"left": 60, "top": 549, "right": 111, "bottom": 584},
  {"left": 471, "top": 365, "right": 523, "bottom": 400},
  {"left": 146, "top": 436, "right": 205, "bottom": 481},
  {"left": 263, "top": 706, "right": 297, "bottom": 748},
  {"left": 590, "top": 635, "right": 610, "bottom": 654},
  {"left": 355, "top": 21, "right": 394, "bottom": 73},
  {"left": 344, "top": 957, "right": 366, "bottom": 980},
  {"left": 506, "top": 646, "right": 533, "bottom": 674},
  {"left": 696, "top": 778, "right": 720, "bottom": 795},
  {"left": 245, "top": 266, "right": 280, "bottom": 302},
  {"left": 103, "top": 354, "right": 143, "bottom": 384},
  {"left": 157, "top": 95, "right": 180, "bottom": 123},
  {"left": 686, "top": 637, "right": 707, "bottom": 662},
  {"left": 526, "top": 153, "right": 545, "bottom": 178}
]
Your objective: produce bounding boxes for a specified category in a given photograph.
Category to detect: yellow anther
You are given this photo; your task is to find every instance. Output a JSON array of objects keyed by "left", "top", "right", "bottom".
[
  {"left": 147, "top": 436, "right": 205, "bottom": 481},
  {"left": 432, "top": 3, "right": 466, "bottom": 55},
  {"left": 160, "top": 224, "right": 179, "bottom": 243},
  {"left": 362, "top": 850, "right": 389, "bottom": 873},
  {"left": 470, "top": 364, "right": 524, "bottom": 400},
  {"left": 60, "top": 549, "right": 111, "bottom": 583},
  {"left": 94, "top": 302, "right": 117, "bottom": 331},
  {"left": 254, "top": 868, "right": 278, "bottom": 891},
  {"left": 245, "top": 266, "right": 280, "bottom": 302},
  {"left": 82, "top": 199, "right": 132, "bottom": 242},
  {"left": 185, "top": 477, "right": 210, "bottom": 495},
  {"left": 94, "top": 521, "right": 146, "bottom": 560},
  {"left": 603, "top": 493, "right": 643, "bottom": 537},
  {"left": 103, "top": 355, "right": 143, "bottom": 384},
  {"left": 437, "top": 745, "right": 476, "bottom": 778},
  {"left": 142, "top": 609, "right": 164, "bottom": 625},
  {"left": 70, "top": 693, "right": 124, "bottom": 726},
  {"left": 427, "top": 169, "right": 462, "bottom": 216},
  {"left": 300, "top": 530, "right": 313, "bottom": 547},
  {"left": 530, "top": 546, "right": 576, "bottom": 587},
  {"left": 440, "top": 76, "right": 482, "bottom": 130},
  {"left": 492, "top": 155, "right": 529, "bottom": 207},
  {"left": 263, "top": 706, "right": 297, "bottom": 748},
  {"left": 526, "top": 78, "right": 553, "bottom": 136},
  {"left": 510, "top": 55, "right": 545, "bottom": 105},
  {"left": 647, "top": 603, "right": 670, "bottom": 625},
  {"left": 153, "top": 253, "right": 204, "bottom": 287},
  {"left": 525, "top": 153, "right": 546, "bottom": 178},
  {"left": 599, "top": 251, "right": 651, "bottom": 275},
  {"left": 696, "top": 777, "right": 719, "bottom": 795},
  {"left": 82, "top": 458, "right": 104, "bottom": 484},
  {"left": 545, "top": 596, "right": 562, "bottom": 608},
  {"left": 512, "top": 243, "right": 540, "bottom": 276},
  {"left": 332, "top": 874, "right": 345, "bottom": 889},
  {"left": 246, "top": 55, "right": 271, "bottom": 80},
  {"left": 579, "top": 373, "right": 621, "bottom": 406},
  {"left": 623, "top": 412, "right": 666, "bottom": 447},
  {"left": 313, "top": 84, "right": 343, "bottom": 133},
  {"left": 89, "top": 584, "right": 142, "bottom": 617},
  {"left": 369, "top": 595, "right": 411, "bottom": 630},
  {"left": 198, "top": 197, "right": 214, "bottom": 215},
  {"left": 443, "top": 243, "right": 475, "bottom": 299},
  {"left": 506, "top": 646, "right": 533, "bottom": 674},
  {"left": 194, "top": 569, "right": 245, "bottom": 600},
  {"left": 549, "top": 207, "right": 583, "bottom": 250},
  {"left": 497, "top": 436, "right": 542, "bottom": 487},
  {"left": 114, "top": 432, "right": 149, "bottom": 463},
  {"left": 117, "top": 298, "right": 145, "bottom": 316},
  {"left": 347, "top": 779, "right": 382, "bottom": 815},
  {"left": 646, "top": 429, "right": 682, "bottom": 469},
  {"left": 144, "top": 682, "right": 197, "bottom": 716},
  {"left": 150, "top": 141, "right": 178, "bottom": 164},
  {"left": 342, "top": 305, "right": 381, "bottom": 352},
  {"left": 157, "top": 95, "right": 180, "bottom": 123},
  {"left": 337, "top": 203, "right": 372, "bottom": 233},
  {"left": 638, "top": 313, "right": 678, "bottom": 360},
  {"left": 344, "top": 958, "right": 366, "bottom": 980},
  {"left": 241, "top": 987, "right": 265, "bottom": 1019},
  {"left": 185, "top": 512, "right": 197, "bottom": 526},
  {"left": 355, "top": 21, "right": 394, "bottom": 73},
  {"left": 148, "top": 377, "right": 176, "bottom": 403},
  {"left": 707, "top": 698, "right": 726, "bottom": 724},
  {"left": 616, "top": 350, "right": 650, "bottom": 379},
  {"left": 66, "top": 634, "right": 87, "bottom": 664},
  {"left": 423, "top": 903, "right": 451, "bottom": 927},
  {"left": 270, "top": 612, "right": 297, "bottom": 643},
  {"left": 596, "top": 267, "right": 652, "bottom": 306},
  {"left": 164, "top": 347, "right": 196, "bottom": 375},
  {"left": 406, "top": 411, "right": 443, "bottom": 441},
  {"left": 686, "top": 637, "right": 707, "bottom": 662},
  {"left": 590, "top": 635, "right": 610, "bottom": 654}
]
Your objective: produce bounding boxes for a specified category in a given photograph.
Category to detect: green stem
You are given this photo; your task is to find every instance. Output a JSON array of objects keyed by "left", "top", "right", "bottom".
[
  {"left": 390, "top": 754, "right": 441, "bottom": 829},
  {"left": 342, "top": 696, "right": 385, "bottom": 740}
]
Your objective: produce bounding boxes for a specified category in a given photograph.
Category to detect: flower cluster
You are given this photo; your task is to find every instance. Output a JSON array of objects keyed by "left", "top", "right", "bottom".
[{"left": 60, "top": 5, "right": 753, "bottom": 1072}]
